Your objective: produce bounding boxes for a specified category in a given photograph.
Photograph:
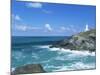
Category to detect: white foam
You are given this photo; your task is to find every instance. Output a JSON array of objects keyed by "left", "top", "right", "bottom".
[
  {"left": 38, "top": 45, "right": 50, "bottom": 48},
  {"left": 53, "top": 62, "right": 95, "bottom": 72},
  {"left": 55, "top": 56, "right": 66, "bottom": 61},
  {"left": 44, "top": 64, "right": 72, "bottom": 72},
  {"left": 43, "top": 64, "right": 64, "bottom": 70},
  {"left": 35, "top": 45, "right": 95, "bottom": 57},
  {"left": 49, "top": 48, "right": 61, "bottom": 51},
  {"left": 54, "top": 66, "right": 71, "bottom": 71},
  {"left": 12, "top": 67, "right": 15, "bottom": 71},
  {"left": 69, "top": 62, "right": 95, "bottom": 70},
  {"left": 49, "top": 47, "right": 95, "bottom": 56},
  {"left": 61, "top": 48, "right": 95, "bottom": 56},
  {"left": 32, "top": 53, "right": 39, "bottom": 59},
  {"left": 14, "top": 52, "right": 23, "bottom": 60},
  {"left": 68, "top": 50, "right": 95, "bottom": 56},
  {"left": 41, "top": 60, "right": 50, "bottom": 63}
]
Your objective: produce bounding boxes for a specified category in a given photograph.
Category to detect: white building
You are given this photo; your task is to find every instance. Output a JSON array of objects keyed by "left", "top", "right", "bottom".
[{"left": 84, "top": 24, "right": 89, "bottom": 31}]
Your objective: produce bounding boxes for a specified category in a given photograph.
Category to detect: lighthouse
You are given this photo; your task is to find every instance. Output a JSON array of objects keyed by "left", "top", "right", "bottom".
[{"left": 84, "top": 24, "right": 89, "bottom": 32}]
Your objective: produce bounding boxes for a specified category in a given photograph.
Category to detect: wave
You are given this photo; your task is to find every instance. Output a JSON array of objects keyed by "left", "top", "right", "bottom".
[
  {"left": 52, "top": 51, "right": 95, "bottom": 62},
  {"left": 46, "top": 62, "right": 95, "bottom": 72},
  {"left": 12, "top": 45, "right": 96, "bottom": 72},
  {"left": 32, "top": 53, "right": 39, "bottom": 59},
  {"left": 26, "top": 45, "right": 95, "bottom": 57},
  {"left": 70, "top": 62, "right": 95, "bottom": 70},
  {"left": 48, "top": 47, "right": 95, "bottom": 56},
  {"left": 38, "top": 45, "right": 51, "bottom": 48}
]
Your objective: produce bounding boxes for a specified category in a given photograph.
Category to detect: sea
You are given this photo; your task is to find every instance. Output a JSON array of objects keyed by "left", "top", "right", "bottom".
[{"left": 11, "top": 36, "right": 96, "bottom": 72}]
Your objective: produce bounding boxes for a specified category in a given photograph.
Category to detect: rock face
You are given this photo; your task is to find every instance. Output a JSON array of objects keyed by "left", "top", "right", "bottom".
[
  {"left": 50, "top": 29, "right": 96, "bottom": 52},
  {"left": 11, "top": 64, "right": 45, "bottom": 75}
]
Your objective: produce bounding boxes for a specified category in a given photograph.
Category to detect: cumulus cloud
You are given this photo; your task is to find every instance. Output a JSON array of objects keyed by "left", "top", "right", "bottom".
[
  {"left": 26, "top": 3, "right": 42, "bottom": 8},
  {"left": 45, "top": 24, "right": 52, "bottom": 32},
  {"left": 15, "top": 15, "right": 21, "bottom": 21},
  {"left": 66, "top": 27, "right": 71, "bottom": 31},
  {"left": 16, "top": 24, "right": 53, "bottom": 32},
  {"left": 29, "top": 27, "right": 41, "bottom": 30},
  {"left": 60, "top": 26, "right": 71, "bottom": 31},
  {"left": 12, "top": 14, "right": 21, "bottom": 21},
  {"left": 16, "top": 25, "right": 27, "bottom": 31},
  {"left": 60, "top": 26, "right": 66, "bottom": 31},
  {"left": 59, "top": 25, "right": 80, "bottom": 34},
  {"left": 26, "top": 2, "right": 52, "bottom": 14},
  {"left": 15, "top": 25, "right": 41, "bottom": 31}
]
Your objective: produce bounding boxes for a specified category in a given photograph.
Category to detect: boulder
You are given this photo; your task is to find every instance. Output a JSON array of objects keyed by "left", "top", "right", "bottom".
[{"left": 11, "top": 64, "right": 45, "bottom": 75}]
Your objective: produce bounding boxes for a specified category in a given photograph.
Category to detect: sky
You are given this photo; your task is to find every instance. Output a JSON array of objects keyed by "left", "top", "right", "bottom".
[{"left": 12, "top": 0, "right": 96, "bottom": 36}]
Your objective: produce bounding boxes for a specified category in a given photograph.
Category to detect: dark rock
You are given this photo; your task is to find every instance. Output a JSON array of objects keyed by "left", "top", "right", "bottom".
[
  {"left": 11, "top": 64, "right": 45, "bottom": 75},
  {"left": 50, "top": 29, "right": 96, "bottom": 52}
]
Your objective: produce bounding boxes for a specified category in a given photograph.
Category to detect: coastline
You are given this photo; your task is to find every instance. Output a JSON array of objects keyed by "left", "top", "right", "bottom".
[{"left": 50, "top": 29, "right": 96, "bottom": 52}]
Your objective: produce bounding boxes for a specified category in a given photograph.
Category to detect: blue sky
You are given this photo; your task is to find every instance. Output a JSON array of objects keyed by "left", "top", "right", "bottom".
[{"left": 12, "top": 0, "right": 96, "bottom": 36}]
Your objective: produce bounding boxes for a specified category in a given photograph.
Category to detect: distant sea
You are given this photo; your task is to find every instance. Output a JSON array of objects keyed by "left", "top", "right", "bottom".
[{"left": 11, "top": 36, "right": 96, "bottom": 72}]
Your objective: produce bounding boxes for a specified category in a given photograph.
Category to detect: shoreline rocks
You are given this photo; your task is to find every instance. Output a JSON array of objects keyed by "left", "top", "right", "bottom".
[
  {"left": 50, "top": 29, "right": 96, "bottom": 52},
  {"left": 11, "top": 64, "right": 45, "bottom": 75}
]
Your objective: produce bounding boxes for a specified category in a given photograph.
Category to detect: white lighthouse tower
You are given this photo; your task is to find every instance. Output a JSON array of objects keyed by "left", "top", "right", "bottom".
[{"left": 84, "top": 24, "right": 89, "bottom": 32}]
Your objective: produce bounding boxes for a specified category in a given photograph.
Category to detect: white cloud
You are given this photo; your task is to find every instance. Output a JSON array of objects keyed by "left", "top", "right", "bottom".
[
  {"left": 15, "top": 25, "right": 41, "bottom": 31},
  {"left": 45, "top": 24, "right": 52, "bottom": 32},
  {"left": 28, "top": 26, "right": 41, "bottom": 31},
  {"left": 15, "top": 15, "right": 21, "bottom": 21},
  {"left": 26, "top": 3, "right": 53, "bottom": 14},
  {"left": 16, "top": 24, "right": 53, "bottom": 32},
  {"left": 60, "top": 26, "right": 71, "bottom": 32},
  {"left": 15, "top": 25, "right": 27, "bottom": 31},
  {"left": 12, "top": 14, "right": 21, "bottom": 21},
  {"left": 66, "top": 27, "right": 71, "bottom": 31},
  {"left": 26, "top": 3, "right": 42, "bottom": 8},
  {"left": 70, "top": 25, "right": 75, "bottom": 29},
  {"left": 59, "top": 26, "right": 80, "bottom": 34},
  {"left": 42, "top": 9, "right": 52, "bottom": 14},
  {"left": 60, "top": 26, "right": 66, "bottom": 31}
]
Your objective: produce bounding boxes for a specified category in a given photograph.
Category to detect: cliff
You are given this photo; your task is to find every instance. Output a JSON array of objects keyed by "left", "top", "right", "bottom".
[{"left": 50, "top": 29, "right": 96, "bottom": 52}]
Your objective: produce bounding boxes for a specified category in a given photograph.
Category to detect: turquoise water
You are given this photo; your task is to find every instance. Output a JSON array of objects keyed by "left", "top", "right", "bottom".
[{"left": 11, "top": 37, "right": 96, "bottom": 72}]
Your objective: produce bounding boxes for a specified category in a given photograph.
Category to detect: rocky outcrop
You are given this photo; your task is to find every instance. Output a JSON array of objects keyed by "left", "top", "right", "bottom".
[
  {"left": 11, "top": 64, "right": 45, "bottom": 75},
  {"left": 50, "top": 29, "right": 96, "bottom": 52}
]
